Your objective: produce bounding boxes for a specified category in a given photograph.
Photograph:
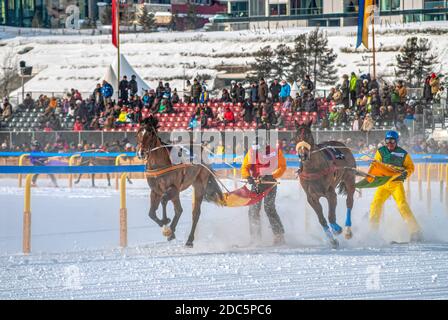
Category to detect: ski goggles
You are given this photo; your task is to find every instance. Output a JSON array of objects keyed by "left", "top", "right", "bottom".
[{"left": 385, "top": 138, "right": 397, "bottom": 144}]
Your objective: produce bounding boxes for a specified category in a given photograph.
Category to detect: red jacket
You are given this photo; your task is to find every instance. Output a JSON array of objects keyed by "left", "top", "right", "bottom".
[{"left": 224, "top": 111, "right": 234, "bottom": 121}]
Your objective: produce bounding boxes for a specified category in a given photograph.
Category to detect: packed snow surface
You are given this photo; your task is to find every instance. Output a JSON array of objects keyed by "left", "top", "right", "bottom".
[{"left": 1, "top": 178, "right": 448, "bottom": 299}]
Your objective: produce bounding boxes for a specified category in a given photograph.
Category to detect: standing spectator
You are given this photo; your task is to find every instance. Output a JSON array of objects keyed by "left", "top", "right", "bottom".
[
  {"left": 349, "top": 72, "right": 358, "bottom": 108},
  {"left": 172, "top": 89, "right": 180, "bottom": 104},
  {"left": 191, "top": 78, "right": 202, "bottom": 104},
  {"left": 230, "top": 80, "right": 238, "bottom": 103},
  {"left": 250, "top": 81, "right": 259, "bottom": 103},
  {"left": 155, "top": 81, "right": 165, "bottom": 100},
  {"left": 279, "top": 80, "right": 291, "bottom": 102},
  {"left": 200, "top": 85, "right": 209, "bottom": 104},
  {"left": 258, "top": 78, "right": 268, "bottom": 103},
  {"left": 423, "top": 75, "right": 433, "bottom": 102},
  {"left": 269, "top": 79, "right": 281, "bottom": 103},
  {"left": 184, "top": 80, "right": 192, "bottom": 104},
  {"left": 352, "top": 113, "right": 361, "bottom": 131},
  {"left": 220, "top": 88, "right": 231, "bottom": 102},
  {"left": 164, "top": 82, "right": 172, "bottom": 102},
  {"left": 341, "top": 74, "right": 350, "bottom": 109},
  {"left": 101, "top": 80, "right": 114, "bottom": 104},
  {"left": 119, "top": 76, "right": 129, "bottom": 102},
  {"left": 303, "top": 75, "right": 314, "bottom": 94},
  {"left": 129, "top": 75, "right": 138, "bottom": 97},
  {"left": 242, "top": 99, "right": 253, "bottom": 123},
  {"left": 430, "top": 73, "right": 440, "bottom": 97},
  {"left": 237, "top": 82, "right": 246, "bottom": 103}
]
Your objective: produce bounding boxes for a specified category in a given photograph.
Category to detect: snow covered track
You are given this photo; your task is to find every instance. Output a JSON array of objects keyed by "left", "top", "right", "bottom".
[
  {"left": 2, "top": 243, "right": 448, "bottom": 299},
  {"left": 1, "top": 179, "right": 448, "bottom": 299}
]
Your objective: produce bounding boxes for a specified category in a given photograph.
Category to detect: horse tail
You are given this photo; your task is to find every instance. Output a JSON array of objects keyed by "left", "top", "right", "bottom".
[
  {"left": 204, "top": 172, "right": 224, "bottom": 206},
  {"left": 337, "top": 180, "right": 348, "bottom": 196}
]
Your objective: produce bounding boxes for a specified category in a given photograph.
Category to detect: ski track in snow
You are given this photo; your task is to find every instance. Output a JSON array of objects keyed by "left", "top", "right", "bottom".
[{"left": 1, "top": 178, "right": 448, "bottom": 299}]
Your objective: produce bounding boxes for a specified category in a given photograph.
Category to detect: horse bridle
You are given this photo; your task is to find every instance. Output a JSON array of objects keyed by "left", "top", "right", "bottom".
[{"left": 137, "top": 127, "right": 159, "bottom": 160}]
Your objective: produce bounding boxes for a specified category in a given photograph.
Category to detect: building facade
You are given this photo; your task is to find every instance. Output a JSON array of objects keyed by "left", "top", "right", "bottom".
[
  {"left": 0, "top": 0, "right": 105, "bottom": 28},
  {"left": 221, "top": 0, "right": 448, "bottom": 28}
]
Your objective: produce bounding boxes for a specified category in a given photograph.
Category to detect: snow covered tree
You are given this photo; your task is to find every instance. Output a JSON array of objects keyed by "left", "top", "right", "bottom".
[
  {"left": 272, "top": 44, "right": 292, "bottom": 81},
  {"left": 101, "top": 5, "right": 112, "bottom": 25},
  {"left": 250, "top": 46, "right": 275, "bottom": 80},
  {"left": 0, "top": 49, "right": 18, "bottom": 98},
  {"left": 307, "top": 28, "right": 338, "bottom": 89},
  {"left": 138, "top": 5, "right": 155, "bottom": 32},
  {"left": 289, "top": 33, "right": 309, "bottom": 83},
  {"left": 395, "top": 37, "right": 438, "bottom": 88},
  {"left": 185, "top": 4, "right": 199, "bottom": 30}
]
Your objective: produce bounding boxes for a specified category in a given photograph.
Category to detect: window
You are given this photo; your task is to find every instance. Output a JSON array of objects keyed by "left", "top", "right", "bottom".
[
  {"left": 0, "top": 1, "right": 5, "bottom": 24},
  {"left": 231, "top": 1, "right": 248, "bottom": 17},
  {"left": 290, "top": 0, "right": 323, "bottom": 16},
  {"left": 344, "top": 0, "right": 359, "bottom": 13},
  {"left": 380, "top": 0, "right": 400, "bottom": 11},
  {"left": 424, "top": 0, "right": 447, "bottom": 9},
  {"left": 250, "top": 0, "right": 265, "bottom": 17},
  {"left": 270, "top": 3, "right": 287, "bottom": 16}
]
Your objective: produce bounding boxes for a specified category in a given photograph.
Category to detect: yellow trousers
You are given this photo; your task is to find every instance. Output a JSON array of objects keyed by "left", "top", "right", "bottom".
[{"left": 370, "top": 181, "right": 420, "bottom": 234}]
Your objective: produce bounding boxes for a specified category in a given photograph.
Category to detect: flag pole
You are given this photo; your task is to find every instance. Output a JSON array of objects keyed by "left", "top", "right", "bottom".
[
  {"left": 117, "top": 0, "right": 121, "bottom": 98},
  {"left": 371, "top": 3, "right": 377, "bottom": 80}
]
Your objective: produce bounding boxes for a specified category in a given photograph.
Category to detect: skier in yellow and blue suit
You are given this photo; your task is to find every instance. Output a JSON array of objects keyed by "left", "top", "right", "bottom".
[{"left": 369, "top": 131, "right": 422, "bottom": 242}]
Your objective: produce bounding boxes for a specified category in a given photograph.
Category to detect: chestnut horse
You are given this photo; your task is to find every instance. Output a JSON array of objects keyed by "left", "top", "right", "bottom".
[
  {"left": 296, "top": 121, "right": 356, "bottom": 248},
  {"left": 136, "top": 116, "right": 223, "bottom": 247}
]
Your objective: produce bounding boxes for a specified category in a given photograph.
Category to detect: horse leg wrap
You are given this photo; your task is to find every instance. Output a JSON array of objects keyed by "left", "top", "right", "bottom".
[{"left": 330, "top": 223, "right": 343, "bottom": 235}]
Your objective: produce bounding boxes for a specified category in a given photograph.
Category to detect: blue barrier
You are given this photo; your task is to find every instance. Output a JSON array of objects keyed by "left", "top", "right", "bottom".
[
  {"left": 0, "top": 152, "right": 135, "bottom": 158},
  {"left": 1, "top": 151, "right": 448, "bottom": 162},
  {"left": 0, "top": 165, "right": 146, "bottom": 174}
]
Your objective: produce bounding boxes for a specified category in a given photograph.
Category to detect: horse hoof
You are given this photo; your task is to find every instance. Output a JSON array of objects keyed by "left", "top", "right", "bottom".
[
  {"left": 185, "top": 242, "right": 193, "bottom": 248},
  {"left": 167, "top": 233, "right": 176, "bottom": 241},
  {"left": 162, "top": 225, "right": 172, "bottom": 237},
  {"left": 330, "top": 239, "right": 339, "bottom": 249},
  {"left": 344, "top": 227, "right": 353, "bottom": 240}
]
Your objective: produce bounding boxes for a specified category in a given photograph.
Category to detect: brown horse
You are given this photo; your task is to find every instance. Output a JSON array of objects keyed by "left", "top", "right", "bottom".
[
  {"left": 295, "top": 121, "right": 356, "bottom": 248},
  {"left": 136, "top": 116, "right": 224, "bottom": 247}
]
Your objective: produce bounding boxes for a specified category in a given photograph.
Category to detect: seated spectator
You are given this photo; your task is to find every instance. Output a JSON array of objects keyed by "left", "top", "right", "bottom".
[
  {"left": 158, "top": 98, "right": 170, "bottom": 113},
  {"left": 73, "top": 117, "right": 83, "bottom": 131},
  {"left": 216, "top": 106, "right": 225, "bottom": 122},
  {"left": 104, "top": 114, "right": 116, "bottom": 130},
  {"left": 282, "top": 96, "right": 293, "bottom": 110},
  {"left": 273, "top": 111, "right": 284, "bottom": 129},
  {"left": 172, "top": 89, "right": 180, "bottom": 104},
  {"left": 116, "top": 107, "right": 128, "bottom": 124},
  {"left": 361, "top": 113, "right": 374, "bottom": 131},
  {"left": 384, "top": 105, "right": 395, "bottom": 122},
  {"left": 90, "top": 115, "right": 100, "bottom": 130},
  {"left": 43, "top": 122, "right": 53, "bottom": 132},
  {"left": 142, "top": 89, "right": 155, "bottom": 108},
  {"left": 224, "top": 107, "right": 235, "bottom": 124},
  {"left": 23, "top": 94, "right": 35, "bottom": 109},
  {"left": 328, "top": 106, "right": 340, "bottom": 126},
  {"left": 1, "top": 99, "right": 12, "bottom": 121},
  {"left": 188, "top": 115, "right": 198, "bottom": 130}
]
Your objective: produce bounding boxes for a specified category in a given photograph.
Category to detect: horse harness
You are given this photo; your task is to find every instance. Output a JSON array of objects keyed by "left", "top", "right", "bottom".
[{"left": 298, "top": 144, "right": 343, "bottom": 181}]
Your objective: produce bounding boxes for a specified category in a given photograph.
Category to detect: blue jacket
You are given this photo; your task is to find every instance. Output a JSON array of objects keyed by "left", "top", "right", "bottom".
[
  {"left": 279, "top": 83, "right": 291, "bottom": 98},
  {"left": 101, "top": 83, "right": 114, "bottom": 98}
]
